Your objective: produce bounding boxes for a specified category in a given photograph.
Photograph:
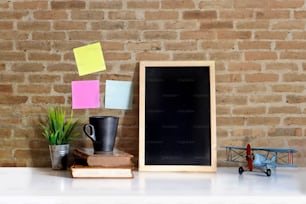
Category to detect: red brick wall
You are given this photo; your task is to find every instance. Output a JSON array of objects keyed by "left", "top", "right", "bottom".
[{"left": 1, "top": 0, "right": 306, "bottom": 167}]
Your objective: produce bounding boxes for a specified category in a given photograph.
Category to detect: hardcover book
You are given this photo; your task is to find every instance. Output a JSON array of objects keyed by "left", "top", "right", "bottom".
[
  {"left": 73, "top": 148, "right": 134, "bottom": 167},
  {"left": 71, "top": 164, "right": 134, "bottom": 178}
]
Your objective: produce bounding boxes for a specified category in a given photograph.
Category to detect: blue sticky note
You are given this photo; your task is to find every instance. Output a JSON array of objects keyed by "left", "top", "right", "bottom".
[
  {"left": 105, "top": 80, "right": 133, "bottom": 110},
  {"left": 71, "top": 80, "right": 100, "bottom": 109}
]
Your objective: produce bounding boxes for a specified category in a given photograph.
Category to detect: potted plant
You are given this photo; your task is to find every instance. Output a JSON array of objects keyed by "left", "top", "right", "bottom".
[{"left": 40, "top": 106, "right": 80, "bottom": 170}]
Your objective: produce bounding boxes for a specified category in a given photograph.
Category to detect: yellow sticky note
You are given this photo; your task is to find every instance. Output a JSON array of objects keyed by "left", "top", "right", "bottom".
[{"left": 73, "top": 42, "right": 106, "bottom": 76}]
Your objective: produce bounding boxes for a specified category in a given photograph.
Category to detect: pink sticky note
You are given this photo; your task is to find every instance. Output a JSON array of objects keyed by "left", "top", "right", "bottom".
[{"left": 71, "top": 80, "right": 100, "bottom": 109}]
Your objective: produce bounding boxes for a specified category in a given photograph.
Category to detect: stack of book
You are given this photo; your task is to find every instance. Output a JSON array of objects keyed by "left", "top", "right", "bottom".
[{"left": 71, "top": 148, "right": 134, "bottom": 178}]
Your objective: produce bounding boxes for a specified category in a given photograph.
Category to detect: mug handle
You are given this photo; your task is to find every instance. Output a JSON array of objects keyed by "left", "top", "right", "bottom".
[{"left": 83, "top": 124, "right": 96, "bottom": 142}]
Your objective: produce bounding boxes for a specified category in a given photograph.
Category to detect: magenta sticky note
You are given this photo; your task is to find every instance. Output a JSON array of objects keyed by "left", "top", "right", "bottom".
[{"left": 71, "top": 80, "right": 100, "bottom": 109}]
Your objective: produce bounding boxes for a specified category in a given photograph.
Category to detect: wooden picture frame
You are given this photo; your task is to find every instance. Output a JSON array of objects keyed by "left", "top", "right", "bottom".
[{"left": 139, "top": 61, "right": 216, "bottom": 172}]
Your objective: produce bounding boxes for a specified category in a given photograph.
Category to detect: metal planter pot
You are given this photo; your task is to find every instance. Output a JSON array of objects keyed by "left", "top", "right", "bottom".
[{"left": 49, "top": 144, "right": 69, "bottom": 170}]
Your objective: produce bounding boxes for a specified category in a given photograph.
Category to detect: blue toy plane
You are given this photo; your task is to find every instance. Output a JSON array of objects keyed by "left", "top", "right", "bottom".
[{"left": 224, "top": 144, "right": 298, "bottom": 176}]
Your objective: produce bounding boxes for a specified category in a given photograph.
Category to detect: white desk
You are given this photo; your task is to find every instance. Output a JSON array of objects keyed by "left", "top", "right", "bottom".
[{"left": 0, "top": 167, "right": 305, "bottom": 204}]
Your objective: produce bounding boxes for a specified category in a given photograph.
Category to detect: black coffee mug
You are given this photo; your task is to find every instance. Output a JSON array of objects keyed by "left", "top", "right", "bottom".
[{"left": 83, "top": 116, "right": 119, "bottom": 153}]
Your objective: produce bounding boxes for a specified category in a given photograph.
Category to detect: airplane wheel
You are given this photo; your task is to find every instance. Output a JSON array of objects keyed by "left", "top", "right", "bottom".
[
  {"left": 266, "top": 169, "right": 271, "bottom": 177},
  {"left": 238, "top": 167, "right": 244, "bottom": 175}
]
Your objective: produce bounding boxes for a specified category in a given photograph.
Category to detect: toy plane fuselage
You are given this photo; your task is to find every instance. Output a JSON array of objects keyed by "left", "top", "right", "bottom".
[{"left": 224, "top": 144, "right": 298, "bottom": 176}]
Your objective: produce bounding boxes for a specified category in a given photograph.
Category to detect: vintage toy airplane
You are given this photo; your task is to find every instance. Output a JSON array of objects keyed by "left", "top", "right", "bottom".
[{"left": 224, "top": 144, "right": 298, "bottom": 176}]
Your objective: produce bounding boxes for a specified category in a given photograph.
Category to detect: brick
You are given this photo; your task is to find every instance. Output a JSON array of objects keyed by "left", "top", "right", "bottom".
[
  {"left": 32, "top": 32, "right": 66, "bottom": 40},
  {"left": 255, "top": 31, "right": 287, "bottom": 40},
  {"left": 108, "top": 11, "right": 137, "bottom": 20},
  {"left": 52, "top": 41, "right": 83, "bottom": 51},
  {"left": 13, "top": 1, "right": 48, "bottom": 9},
  {"left": 202, "top": 41, "right": 235, "bottom": 50},
  {"left": 284, "top": 73, "right": 306, "bottom": 82},
  {"left": 231, "top": 128, "right": 265, "bottom": 137},
  {"left": 145, "top": 11, "right": 179, "bottom": 20},
  {"left": 219, "top": 10, "right": 253, "bottom": 19},
  {"left": 245, "top": 73, "right": 279, "bottom": 82},
  {"left": 245, "top": 52, "right": 277, "bottom": 60},
  {"left": 28, "top": 52, "right": 61, "bottom": 61},
  {"left": 256, "top": 10, "right": 290, "bottom": 19},
  {"left": 11, "top": 63, "right": 45, "bottom": 72},
  {"left": 0, "top": 21, "right": 13, "bottom": 30},
  {"left": 183, "top": 11, "right": 217, "bottom": 19},
  {"left": 250, "top": 95, "right": 282, "bottom": 103},
  {"left": 102, "top": 42, "right": 124, "bottom": 51},
  {"left": 28, "top": 74, "right": 61, "bottom": 83},
  {"left": 200, "top": 0, "right": 234, "bottom": 9},
  {"left": 15, "top": 106, "right": 45, "bottom": 117},
  {"left": 0, "top": 73, "right": 25, "bottom": 82},
  {"left": 217, "top": 96, "right": 247, "bottom": 105},
  {"left": 0, "top": 31, "right": 28, "bottom": 40},
  {"left": 268, "top": 106, "right": 300, "bottom": 114},
  {"left": 136, "top": 53, "right": 170, "bottom": 61},
  {"left": 127, "top": 42, "right": 161, "bottom": 51},
  {"left": 0, "top": 52, "right": 25, "bottom": 61},
  {"left": 272, "top": 21, "right": 305, "bottom": 30},
  {"left": 172, "top": 53, "right": 206, "bottom": 60},
  {"left": 180, "top": 31, "right": 216, "bottom": 40},
  {"left": 235, "top": 84, "right": 266, "bottom": 93},
  {"left": 232, "top": 106, "right": 266, "bottom": 115},
  {"left": 33, "top": 10, "right": 68, "bottom": 20},
  {"left": 216, "top": 74, "right": 242, "bottom": 83},
  {"left": 200, "top": 21, "right": 233, "bottom": 29},
  {"left": 127, "top": 1, "right": 159, "bottom": 9},
  {"left": 47, "top": 63, "right": 76, "bottom": 72},
  {"left": 284, "top": 117, "right": 306, "bottom": 125},
  {"left": 0, "top": 95, "right": 28, "bottom": 105},
  {"left": 0, "top": 11, "right": 28, "bottom": 19},
  {"left": 266, "top": 63, "right": 298, "bottom": 71},
  {"left": 0, "top": 85, "right": 13, "bottom": 93},
  {"left": 162, "top": 0, "right": 195, "bottom": 8},
  {"left": 104, "top": 52, "right": 131, "bottom": 61},
  {"left": 164, "top": 41, "right": 197, "bottom": 51},
  {"left": 0, "top": 64, "right": 5, "bottom": 71},
  {"left": 209, "top": 52, "right": 241, "bottom": 61},
  {"left": 71, "top": 10, "right": 104, "bottom": 20},
  {"left": 91, "top": 21, "right": 125, "bottom": 30},
  {"left": 164, "top": 21, "right": 197, "bottom": 30},
  {"left": 270, "top": 0, "right": 304, "bottom": 8},
  {"left": 89, "top": 1, "right": 122, "bottom": 9},
  {"left": 272, "top": 85, "right": 304, "bottom": 93},
  {"left": 234, "top": 0, "right": 269, "bottom": 8},
  {"left": 236, "top": 21, "right": 269, "bottom": 29},
  {"left": 31, "top": 96, "right": 65, "bottom": 104},
  {"left": 286, "top": 96, "right": 306, "bottom": 104},
  {"left": 51, "top": 1, "right": 86, "bottom": 9},
  {"left": 17, "top": 22, "right": 50, "bottom": 31},
  {"left": 294, "top": 11, "right": 306, "bottom": 19},
  {"left": 68, "top": 31, "right": 103, "bottom": 40},
  {"left": 275, "top": 41, "right": 306, "bottom": 50},
  {"left": 217, "top": 31, "right": 251, "bottom": 39},
  {"left": 247, "top": 117, "right": 280, "bottom": 125},
  {"left": 17, "top": 85, "right": 51, "bottom": 94},
  {"left": 54, "top": 21, "right": 87, "bottom": 30},
  {"left": 281, "top": 52, "right": 306, "bottom": 60},
  {"left": 16, "top": 41, "right": 51, "bottom": 51},
  {"left": 54, "top": 85, "right": 70, "bottom": 94},
  {"left": 217, "top": 117, "right": 245, "bottom": 126},
  {"left": 0, "top": 41, "right": 13, "bottom": 50},
  {"left": 228, "top": 62, "right": 262, "bottom": 71},
  {"left": 268, "top": 128, "right": 302, "bottom": 137},
  {"left": 292, "top": 32, "right": 306, "bottom": 40},
  {"left": 144, "top": 31, "right": 177, "bottom": 40}
]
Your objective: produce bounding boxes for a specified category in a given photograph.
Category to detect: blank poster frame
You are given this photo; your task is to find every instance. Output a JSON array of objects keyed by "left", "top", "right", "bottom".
[{"left": 139, "top": 61, "right": 216, "bottom": 172}]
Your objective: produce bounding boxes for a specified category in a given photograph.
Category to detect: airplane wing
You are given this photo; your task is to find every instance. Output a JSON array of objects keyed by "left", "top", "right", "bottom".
[{"left": 250, "top": 147, "right": 298, "bottom": 154}]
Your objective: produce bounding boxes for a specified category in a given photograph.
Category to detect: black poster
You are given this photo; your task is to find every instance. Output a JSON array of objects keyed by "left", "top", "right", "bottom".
[{"left": 144, "top": 67, "right": 211, "bottom": 166}]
